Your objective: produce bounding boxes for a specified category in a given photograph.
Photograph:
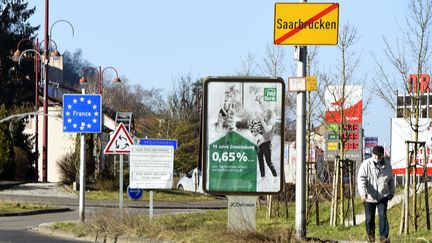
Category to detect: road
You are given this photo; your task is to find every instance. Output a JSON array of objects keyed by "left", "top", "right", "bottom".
[
  {"left": 0, "top": 183, "right": 227, "bottom": 242},
  {"left": 0, "top": 210, "right": 90, "bottom": 243}
]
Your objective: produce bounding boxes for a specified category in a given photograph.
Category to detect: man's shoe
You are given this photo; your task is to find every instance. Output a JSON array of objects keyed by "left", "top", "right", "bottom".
[
  {"left": 380, "top": 237, "right": 390, "bottom": 243},
  {"left": 367, "top": 234, "right": 375, "bottom": 242}
]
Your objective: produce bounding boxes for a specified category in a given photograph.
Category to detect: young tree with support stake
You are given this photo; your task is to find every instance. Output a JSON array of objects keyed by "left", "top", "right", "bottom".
[{"left": 322, "top": 23, "right": 367, "bottom": 227}]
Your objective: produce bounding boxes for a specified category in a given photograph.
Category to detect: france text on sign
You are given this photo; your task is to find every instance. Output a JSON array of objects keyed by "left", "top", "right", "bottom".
[
  {"left": 103, "top": 123, "right": 134, "bottom": 154},
  {"left": 139, "top": 138, "right": 177, "bottom": 150},
  {"left": 63, "top": 94, "right": 102, "bottom": 133},
  {"left": 274, "top": 3, "right": 339, "bottom": 45}
]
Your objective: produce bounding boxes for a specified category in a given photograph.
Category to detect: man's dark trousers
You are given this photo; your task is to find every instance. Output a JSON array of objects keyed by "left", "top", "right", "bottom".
[{"left": 364, "top": 198, "right": 389, "bottom": 240}]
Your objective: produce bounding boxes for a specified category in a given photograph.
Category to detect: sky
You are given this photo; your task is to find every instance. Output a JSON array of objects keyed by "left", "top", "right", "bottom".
[{"left": 26, "top": 0, "right": 411, "bottom": 146}]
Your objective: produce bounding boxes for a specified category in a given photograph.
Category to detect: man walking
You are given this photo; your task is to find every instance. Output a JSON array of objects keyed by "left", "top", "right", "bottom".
[{"left": 357, "top": 145, "right": 395, "bottom": 243}]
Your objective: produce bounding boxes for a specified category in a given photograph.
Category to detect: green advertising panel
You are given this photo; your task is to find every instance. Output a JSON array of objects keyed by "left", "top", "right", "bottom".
[
  {"left": 203, "top": 77, "right": 285, "bottom": 195},
  {"left": 209, "top": 132, "right": 257, "bottom": 191}
]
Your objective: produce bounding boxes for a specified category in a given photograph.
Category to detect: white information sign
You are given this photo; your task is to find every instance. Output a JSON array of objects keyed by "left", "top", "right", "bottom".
[
  {"left": 288, "top": 77, "right": 306, "bottom": 92},
  {"left": 130, "top": 145, "right": 174, "bottom": 189}
]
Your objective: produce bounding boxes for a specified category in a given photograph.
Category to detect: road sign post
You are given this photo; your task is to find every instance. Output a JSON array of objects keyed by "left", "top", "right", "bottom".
[
  {"left": 63, "top": 92, "right": 102, "bottom": 223},
  {"left": 274, "top": 3, "right": 339, "bottom": 45},
  {"left": 274, "top": 1, "right": 339, "bottom": 239},
  {"left": 103, "top": 123, "right": 134, "bottom": 209}
]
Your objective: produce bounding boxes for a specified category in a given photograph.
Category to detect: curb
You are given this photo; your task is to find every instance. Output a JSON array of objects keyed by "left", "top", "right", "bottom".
[
  {"left": 0, "top": 181, "right": 25, "bottom": 190},
  {"left": 0, "top": 207, "right": 71, "bottom": 217},
  {"left": 32, "top": 223, "right": 170, "bottom": 243}
]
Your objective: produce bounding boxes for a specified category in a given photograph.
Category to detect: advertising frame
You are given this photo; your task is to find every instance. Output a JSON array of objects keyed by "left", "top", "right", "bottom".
[{"left": 203, "top": 76, "right": 285, "bottom": 195}]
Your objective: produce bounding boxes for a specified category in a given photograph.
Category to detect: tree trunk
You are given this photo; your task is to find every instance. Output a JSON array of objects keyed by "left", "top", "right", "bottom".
[
  {"left": 423, "top": 147, "right": 430, "bottom": 230},
  {"left": 266, "top": 195, "right": 273, "bottom": 219},
  {"left": 349, "top": 159, "right": 356, "bottom": 226},
  {"left": 404, "top": 142, "right": 410, "bottom": 234},
  {"left": 339, "top": 158, "right": 344, "bottom": 225},
  {"left": 330, "top": 156, "right": 340, "bottom": 226},
  {"left": 413, "top": 144, "right": 418, "bottom": 232},
  {"left": 315, "top": 159, "right": 320, "bottom": 225},
  {"left": 399, "top": 192, "right": 405, "bottom": 235}
]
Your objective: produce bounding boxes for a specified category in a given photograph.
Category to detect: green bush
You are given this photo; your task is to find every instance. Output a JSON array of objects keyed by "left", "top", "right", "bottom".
[
  {"left": 57, "top": 134, "right": 98, "bottom": 185},
  {"left": 57, "top": 152, "right": 79, "bottom": 185},
  {"left": 14, "top": 146, "right": 36, "bottom": 180},
  {"left": 0, "top": 104, "right": 15, "bottom": 180}
]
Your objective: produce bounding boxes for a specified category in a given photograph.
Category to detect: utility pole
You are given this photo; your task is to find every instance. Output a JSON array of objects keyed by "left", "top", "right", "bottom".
[{"left": 42, "top": 0, "right": 49, "bottom": 182}]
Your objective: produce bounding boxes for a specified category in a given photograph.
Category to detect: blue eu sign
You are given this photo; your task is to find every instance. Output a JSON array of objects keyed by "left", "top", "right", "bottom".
[{"left": 63, "top": 94, "right": 102, "bottom": 133}]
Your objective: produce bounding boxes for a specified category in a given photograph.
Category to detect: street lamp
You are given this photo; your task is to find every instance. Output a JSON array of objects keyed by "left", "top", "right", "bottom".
[
  {"left": 79, "top": 66, "right": 121, "bottom": 172},
  {"left": 39, "top": 18, "right": 74, "bottom": 182},
  {"left": 14, "top": 38, "right": 60, "bottom": 61},
  {"left": 13, "top": 38, "right": 41, "bottom": 179},
  {"left": 79, "top": 66, "right": 122, "bottom": 95}
]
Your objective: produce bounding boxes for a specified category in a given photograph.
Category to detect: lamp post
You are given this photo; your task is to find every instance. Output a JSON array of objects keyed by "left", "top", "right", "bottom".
[
  {"left": 40, "top": 15, "right": 74, "bottom": 182},
  {"left": 13, "top": 38, "right": 41, "bottom": 179},
  {"left": 79, "top": 67, "right": 121, "bottom": 171},
  {"left": 80, "top": 66, "right": 122, "bottom": 95},
  {"left": 80, "top": 66, "right": 121, "bottom": 208}
]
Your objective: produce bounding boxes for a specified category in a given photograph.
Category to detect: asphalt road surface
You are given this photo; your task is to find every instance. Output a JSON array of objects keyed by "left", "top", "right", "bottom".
[{"left": 0, "top": 210, "right": 90, "bottom": 243}]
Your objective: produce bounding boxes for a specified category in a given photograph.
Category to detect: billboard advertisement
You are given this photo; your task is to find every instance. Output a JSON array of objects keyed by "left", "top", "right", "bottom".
[
  {"left": 203, "top": 77, "right": 285, "bottom": 195},
  {"left": 324, "top": 85, "right": 363, "bottom": 161},
  {"left": 365, "top": 137, "right": 378, "bottom": 148},
  {"left": 324, "top": 85, "right": 362, "bottom": 123},
  {"left": 391, "top": 118, "right": 432, "bottom": 175}
]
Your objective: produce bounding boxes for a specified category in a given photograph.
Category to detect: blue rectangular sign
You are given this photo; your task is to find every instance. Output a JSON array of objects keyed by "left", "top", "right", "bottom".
[
  {"left": 139, "top": 138, "right": 177, "bottom": 150},
  {"left": 63, "top": 94, "right": 102, "bottom": 133}
]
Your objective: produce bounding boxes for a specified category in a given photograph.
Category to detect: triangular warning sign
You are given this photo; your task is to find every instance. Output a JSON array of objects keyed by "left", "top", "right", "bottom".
[{"left": 104, "top": 123, "right": 134, "bottom": 154}]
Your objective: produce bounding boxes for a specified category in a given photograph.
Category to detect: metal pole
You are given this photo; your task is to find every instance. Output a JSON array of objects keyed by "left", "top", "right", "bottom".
[
  {"left": 149, "top": 190, "right": 154, "bottom": 220},
  {"left": 35, "top": 38, "right": 39, "bottom": 179},
  {"left": 295, "top": 44, "right": 307, "bottom": 239},
  {"left": 79, "top": 88, "right": 86, "bottom": 222},
  {"left": 119, "top": 154, "right": 124, "bottom": 209},
  {"left": 99, "top": 66, "right": 102, "bottom": 95},
  {"left": 42, "top": 0, "right": 49, "bottom": 182}
]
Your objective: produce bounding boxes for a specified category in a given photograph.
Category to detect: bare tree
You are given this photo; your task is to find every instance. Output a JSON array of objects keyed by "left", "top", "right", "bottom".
[
  {"left": 321, "top": 23, "right": 364, "bottom": 227},
  {"left": 236, "top": 52, "right": 258, "bottom": 76},
  {"left": 372, "top": 0, "right": 432, "bottom": 234},
  {"left": 304, "top": 46, "right": 326, "bottom": 226},
  {"left": 162, "top": 73, "right": 202, "bottom": 173}
]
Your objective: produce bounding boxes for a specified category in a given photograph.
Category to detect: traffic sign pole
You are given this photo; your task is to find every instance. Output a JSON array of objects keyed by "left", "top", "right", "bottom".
[
  {"left": 295, "top": 46, "right": 307, "bottom": 239},
  {"left": 119, "top": 154, "right": 124, "bottom": 209},
  {"left": 149, "top": 190, "right": 154, "bottom": 220},
  {"left": 79, "top": 88, "right": 86, "bottom": 222}
]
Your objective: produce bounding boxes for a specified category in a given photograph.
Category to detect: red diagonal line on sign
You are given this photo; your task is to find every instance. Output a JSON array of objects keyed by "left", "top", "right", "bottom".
[{"left": 275, "top": 3, "right": 338, "bottom": 44}]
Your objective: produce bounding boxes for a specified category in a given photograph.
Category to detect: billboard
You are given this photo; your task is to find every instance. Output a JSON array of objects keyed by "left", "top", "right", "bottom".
[
  {"left": 365, "top": 137, "right": 378, "bottom": 148},
  {"left": 391, "top": 118, "right": 432, "bottom": 175},
  {"left": 203, "top": 77, "right": 285, "bottom": 195},
  {"left": 324, "top": 85, "right": 363, "bottom": 161}
]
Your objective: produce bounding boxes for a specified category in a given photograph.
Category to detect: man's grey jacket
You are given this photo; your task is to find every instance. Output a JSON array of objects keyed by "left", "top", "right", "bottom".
[{"left": 357, "top": 157, "right": 395, "bottom": 203}]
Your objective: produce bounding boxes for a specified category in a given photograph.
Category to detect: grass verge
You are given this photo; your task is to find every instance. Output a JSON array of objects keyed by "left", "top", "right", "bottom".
[
  {"left": 51, "top": 190, "right": 432, "bottom": 242},
  {"left": 0, "top": 201, "right": 50, "bottom": 213},
  {"left": 81, "top": 189, "right": 214, "bottom": 202}
]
